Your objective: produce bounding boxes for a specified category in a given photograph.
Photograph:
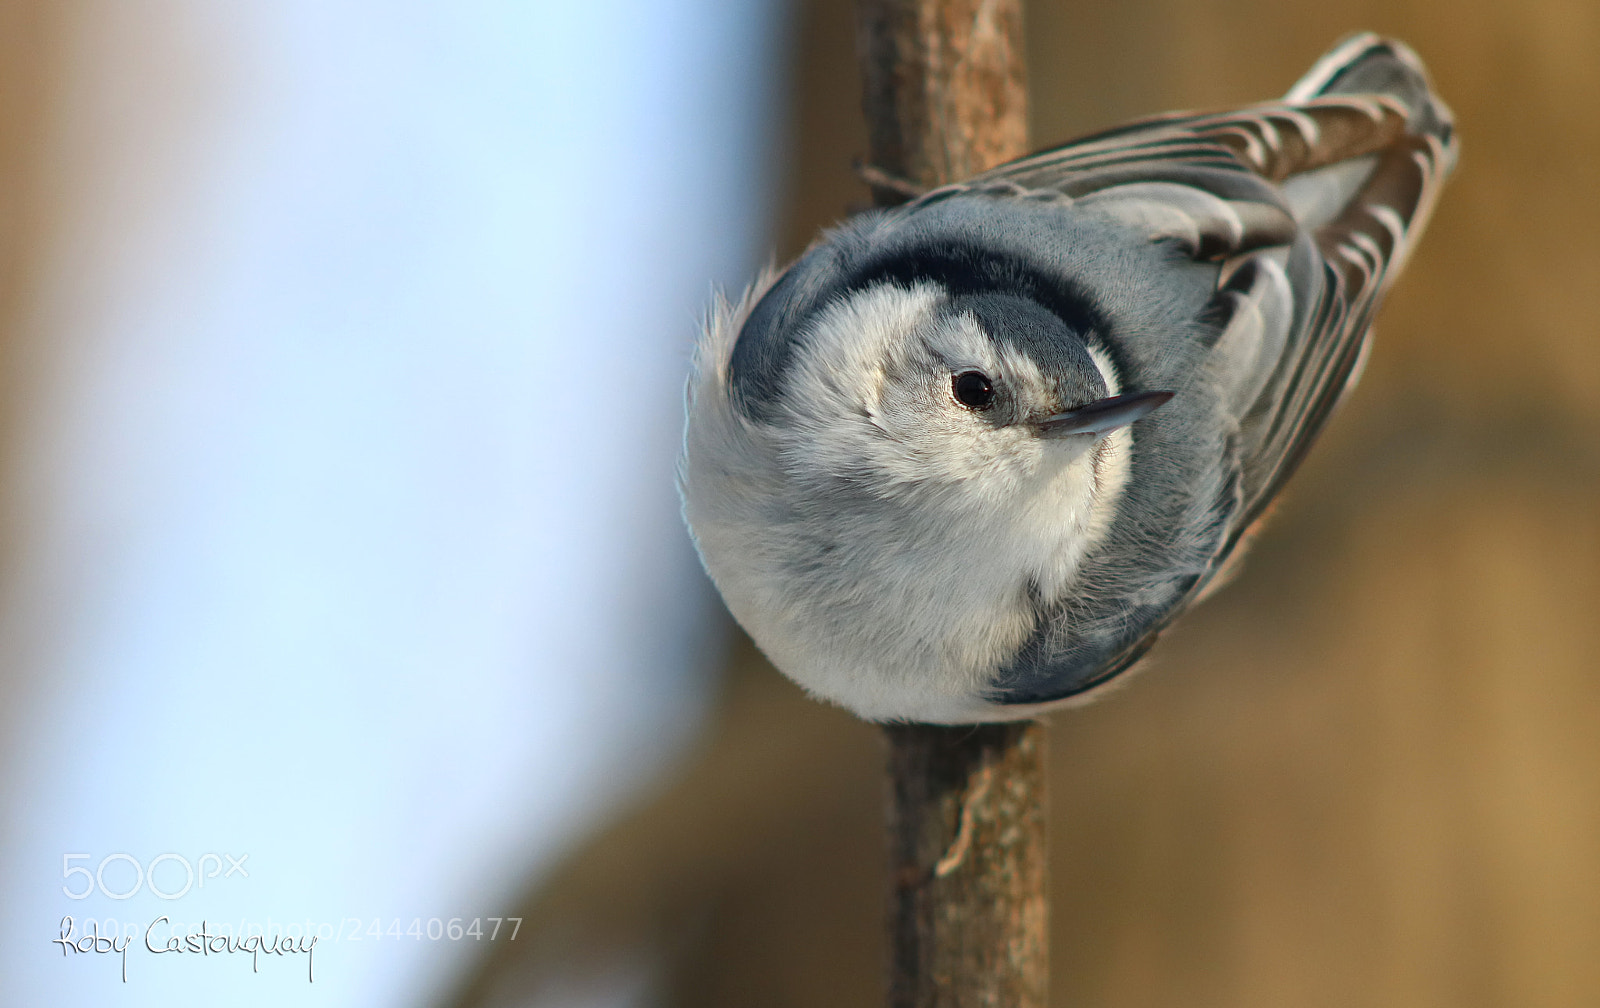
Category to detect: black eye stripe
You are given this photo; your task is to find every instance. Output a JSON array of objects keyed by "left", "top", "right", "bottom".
[{"left": 952, "top": 371, "right": 995, "bottom": 410}]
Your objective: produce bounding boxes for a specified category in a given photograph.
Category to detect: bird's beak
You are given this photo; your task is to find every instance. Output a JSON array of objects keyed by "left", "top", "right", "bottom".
[{"left": 1035, "top": 390, "right": 1175, "bottom": 439}]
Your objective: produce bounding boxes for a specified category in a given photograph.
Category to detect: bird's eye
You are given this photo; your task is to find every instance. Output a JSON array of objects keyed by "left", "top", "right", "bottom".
[{"left": 952, "top": 371, "right": 996, "bottom": 410}]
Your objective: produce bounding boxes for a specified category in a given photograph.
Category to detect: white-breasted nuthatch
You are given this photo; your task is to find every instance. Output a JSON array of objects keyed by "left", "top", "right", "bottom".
[{"left": 680, "top": 34, "right": 1457, "bottom": 724}]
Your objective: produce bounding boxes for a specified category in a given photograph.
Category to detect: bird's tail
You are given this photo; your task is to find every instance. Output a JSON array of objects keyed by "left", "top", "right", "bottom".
[{"left": 1286, "top": 33, "right": 1456, "bottom": 161}]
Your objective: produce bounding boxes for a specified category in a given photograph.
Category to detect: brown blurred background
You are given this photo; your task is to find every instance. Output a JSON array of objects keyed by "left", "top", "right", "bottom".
[
  {"left": 0, "top": 6, "right": 67, "bottom": 751},
  {"left": 4, "top": 0, "right": 1594, "bottom": 1005}
]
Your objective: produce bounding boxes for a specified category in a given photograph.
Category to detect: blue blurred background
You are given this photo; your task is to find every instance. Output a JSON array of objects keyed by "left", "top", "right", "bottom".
[{"left": 0, "top": 1, "right": 780, "bottom": 1004}]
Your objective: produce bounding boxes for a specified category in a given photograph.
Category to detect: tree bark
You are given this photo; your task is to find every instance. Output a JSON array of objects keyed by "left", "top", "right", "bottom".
[
  {"left": 885, "top": 722, "right": 1048, "bottom": 1008},
  {"left": 855, "top": 3, "right": 1044, "bottom": 1005},
  {"left": 856, "top": 0, "right": 1028, "bottom": 200}
]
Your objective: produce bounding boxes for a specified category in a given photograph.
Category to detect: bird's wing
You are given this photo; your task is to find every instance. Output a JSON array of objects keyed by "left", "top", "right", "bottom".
[
  {"left": 981, "top": 36, "right": 1457, "bottom": 705},
  {"left": 942, "top": 34, "right": 1457, "bottom": 535}
]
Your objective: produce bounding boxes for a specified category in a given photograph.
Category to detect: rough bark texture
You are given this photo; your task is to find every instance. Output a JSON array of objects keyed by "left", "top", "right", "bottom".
[
  {"left": 885, "top": 722, "right": 1048, "bottom": 1008},
  {"left": 857, "top": 3, "right": 1043, "bottom": 1004},
  {"left": 856, "top": 0, "right": 1028, "bottom": 200}
]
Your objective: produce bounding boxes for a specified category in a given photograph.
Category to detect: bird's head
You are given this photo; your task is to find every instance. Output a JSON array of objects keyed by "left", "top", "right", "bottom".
[{"left": 770, "top": 280, "right": 1171, "bottom": 517}]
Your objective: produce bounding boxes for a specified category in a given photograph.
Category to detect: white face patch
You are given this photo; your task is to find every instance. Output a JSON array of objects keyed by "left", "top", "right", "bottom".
[
  {"left": 1087, "top": 344, "right": 1122, "bottom": 396},
  {"left": 779, "top": 283, "right": 1097, "bottom": 501}
]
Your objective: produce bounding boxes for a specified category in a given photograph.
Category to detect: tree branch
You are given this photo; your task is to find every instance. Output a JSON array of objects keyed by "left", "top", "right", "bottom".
[{"left": 855, "top": 3, "right": 1044, "bottom": 1004}]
